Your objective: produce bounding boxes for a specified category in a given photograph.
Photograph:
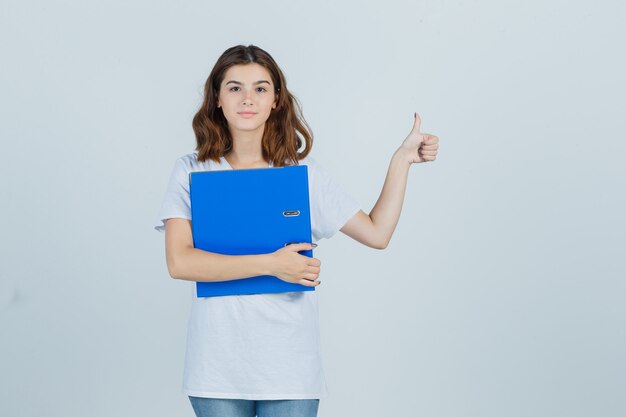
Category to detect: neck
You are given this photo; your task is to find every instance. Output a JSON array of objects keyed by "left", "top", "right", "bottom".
[{"left": 226, "top": 127, "right": 266, "bottom": 165}]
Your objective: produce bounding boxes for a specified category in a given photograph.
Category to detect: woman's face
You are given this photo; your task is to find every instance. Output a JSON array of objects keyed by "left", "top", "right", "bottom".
[{"left": 217, "top": 63, "right": 278, "bottom": 138}]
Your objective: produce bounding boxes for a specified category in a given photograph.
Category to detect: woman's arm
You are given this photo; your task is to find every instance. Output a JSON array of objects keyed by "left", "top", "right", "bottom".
[
  {"left": 340, "top": 150, "right": 411, "bottom": 249},
  {"left": 340, "top": 113, "right": 439, "bottom": 249},
  {"left": 165, "top": 218, "right": 274, "bottom": 282},
  {"left": 164, "top": 218, "right": 321, "bottom": 286}
]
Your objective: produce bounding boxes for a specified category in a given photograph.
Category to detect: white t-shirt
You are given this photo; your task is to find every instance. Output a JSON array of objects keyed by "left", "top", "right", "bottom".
[{"left": 154, "top": 151, "right": 361, "bottom": 400}]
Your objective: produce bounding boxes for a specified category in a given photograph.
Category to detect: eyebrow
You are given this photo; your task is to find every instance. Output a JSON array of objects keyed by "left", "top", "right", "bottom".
[{"left": 225, "top": 80, "right": 272, "bottom": 86}]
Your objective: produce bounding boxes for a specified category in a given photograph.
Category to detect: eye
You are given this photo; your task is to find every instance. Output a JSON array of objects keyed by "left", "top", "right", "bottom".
[
  {"left": 229, "top": 86, "right": 240, "bottom": 92},
  {"left": 256, "top": 87, "right": 267, "bottom": 92}
]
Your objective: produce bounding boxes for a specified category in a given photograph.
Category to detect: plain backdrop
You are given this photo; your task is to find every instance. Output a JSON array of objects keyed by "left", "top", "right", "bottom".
[{"left": 1, "top": 1, "right": 624, "bottom": 416}]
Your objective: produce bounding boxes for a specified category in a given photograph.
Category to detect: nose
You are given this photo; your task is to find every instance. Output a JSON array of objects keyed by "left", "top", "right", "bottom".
[{"left": 242, "top": 89, "right": 254, "bottom": 106}]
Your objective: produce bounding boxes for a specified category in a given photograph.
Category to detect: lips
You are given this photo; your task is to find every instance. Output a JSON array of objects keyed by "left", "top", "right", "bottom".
[{"left": 238, "top": 112, "right": 257, "bottom": 118}]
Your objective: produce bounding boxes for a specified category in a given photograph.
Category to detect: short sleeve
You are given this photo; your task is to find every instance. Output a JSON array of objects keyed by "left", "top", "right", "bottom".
[
  {"left": 308, "top": 157, "right": 362, "bottom": 242},
  {"left": 154, "top": 158, "right": 191, "bottom": 233}
]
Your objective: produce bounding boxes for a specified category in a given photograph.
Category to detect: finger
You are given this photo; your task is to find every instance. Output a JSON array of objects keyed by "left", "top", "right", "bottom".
[
  {"left": 286, "top": 242, "right": 317, "bottom": 251},
  {"left": 306, "top": 266, "right": 321, "bottom": 274},
  {"left": 307, "top": 258, "right": 321, "bottom": 267},
  {"left": 422, "top": 134, "right": 438, "bottom": 144},
  {"left": 412, "top": 112, "right": 422, "bottom": 134},
  {"left": 418, "top": 147, "right": 437, "bottom": 157},
  {"left": 300, "top": 276, "right": 320, "bottom": 286},
  {"left": 303, "top": 272, "right": 319, "bottom": 281}
]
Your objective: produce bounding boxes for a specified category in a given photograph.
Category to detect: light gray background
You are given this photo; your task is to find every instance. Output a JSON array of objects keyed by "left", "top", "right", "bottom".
[{"left": 1, "top": 1, "right": 624, "bottom": 416}]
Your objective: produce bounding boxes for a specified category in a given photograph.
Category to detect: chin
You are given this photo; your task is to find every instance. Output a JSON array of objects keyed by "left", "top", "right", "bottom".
[{"left": 232, "top": 124, "right": 264, "bottom": 133}]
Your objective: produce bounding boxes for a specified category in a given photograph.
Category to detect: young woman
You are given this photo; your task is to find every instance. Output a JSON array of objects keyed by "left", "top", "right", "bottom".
[{"left": 154, "top": 44, "right": 439, "bottom": 417}]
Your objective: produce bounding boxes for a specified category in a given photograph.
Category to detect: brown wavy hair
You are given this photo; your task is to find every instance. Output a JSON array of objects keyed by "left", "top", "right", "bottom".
[{"left": 192, "top": 44, "right": 313, "bottom": 167}]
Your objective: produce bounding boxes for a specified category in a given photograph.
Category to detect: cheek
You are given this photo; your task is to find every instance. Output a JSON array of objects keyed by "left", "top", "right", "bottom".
[
  {"left": 220, "top": 100, "right": 237, "bottom": 115},
  {"left": 218, "top": 93, "right": 234, "bottom": 107},
  {"left": 262, "top": 98, "right": 276, "bottom": 110}
]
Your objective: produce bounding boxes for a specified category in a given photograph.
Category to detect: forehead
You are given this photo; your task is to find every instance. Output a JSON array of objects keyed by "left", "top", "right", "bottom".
[{"left": 222, "top": 63, "right": 273, "bottom": 85}]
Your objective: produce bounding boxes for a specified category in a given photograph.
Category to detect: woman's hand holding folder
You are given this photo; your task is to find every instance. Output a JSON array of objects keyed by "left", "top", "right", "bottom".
[
  {"left": 270, "top": 243, "right": 322, "bottom": 287},
  {"left": 165, "top": 219, "right": 320, "bottom": 287}
]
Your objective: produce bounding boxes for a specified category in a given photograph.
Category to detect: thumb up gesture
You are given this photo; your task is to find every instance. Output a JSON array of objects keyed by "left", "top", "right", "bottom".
[{"left": 399, "top": 112, "right": 439, "bottom": 164}]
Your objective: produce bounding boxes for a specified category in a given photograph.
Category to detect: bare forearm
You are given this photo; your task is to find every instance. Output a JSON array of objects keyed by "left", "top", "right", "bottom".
[
  {"left": 367, "top": 112, "right": 439, "bottom": 247},
  {"left": 369, "top": 148, "right": 412, "bottom": 247},
  {"left": 170, "top": 248, "right": 273, "bottom": 282}
]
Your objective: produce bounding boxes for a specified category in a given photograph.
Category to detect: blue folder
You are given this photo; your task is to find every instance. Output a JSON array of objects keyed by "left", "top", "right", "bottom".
[{"left": 189, "top": 165, "right": 315, "bottom": 297}]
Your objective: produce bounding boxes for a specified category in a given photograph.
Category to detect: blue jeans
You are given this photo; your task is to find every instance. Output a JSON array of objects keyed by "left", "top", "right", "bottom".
[{"left": 188, "top": 396, "right": 320, "bottom": 417}]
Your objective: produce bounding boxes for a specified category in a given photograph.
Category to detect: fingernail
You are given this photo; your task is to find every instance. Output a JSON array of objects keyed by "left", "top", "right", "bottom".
[
  {"left": 414, "top": 112, "right": 416, "bottom": 118},
  {"left": 311, "top": 243, "right": 318, "bottom": 248}
]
